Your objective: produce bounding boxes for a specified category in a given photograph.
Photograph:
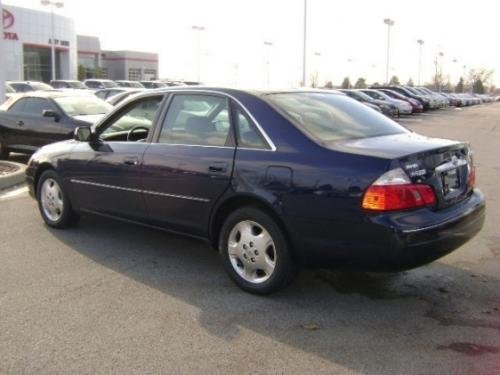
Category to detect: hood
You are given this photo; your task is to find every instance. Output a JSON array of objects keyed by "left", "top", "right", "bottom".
[
  {"left": 328, "top": 132, "right": 460, "bottom": 159},
  {"left": 71, "top": 113, "right": 106, "bottom": 124}
]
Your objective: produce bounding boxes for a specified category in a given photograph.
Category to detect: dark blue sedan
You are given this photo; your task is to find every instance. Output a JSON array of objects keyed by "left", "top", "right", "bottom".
[{"left": 26, "top": 88, "right": 485, "bottom": 294}]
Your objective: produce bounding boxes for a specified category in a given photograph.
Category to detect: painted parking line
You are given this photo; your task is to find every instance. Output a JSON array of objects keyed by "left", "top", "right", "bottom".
[{"left": 0, "top": 185, "right": 29, "bottom": 200}]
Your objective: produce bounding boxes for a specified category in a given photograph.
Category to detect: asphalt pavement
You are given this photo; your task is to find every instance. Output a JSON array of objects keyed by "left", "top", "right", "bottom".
[{"left": 0, "top": 104, "right": 499, "bottom": 374}]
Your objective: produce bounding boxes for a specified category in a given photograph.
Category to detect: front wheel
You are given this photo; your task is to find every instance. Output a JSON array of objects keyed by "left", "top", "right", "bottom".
[
  {"left": 219, "top": 206, "right": 296, "bottom": 295},
  {"left": 37, "top": 170, "right": 79, "bottom": 228}
]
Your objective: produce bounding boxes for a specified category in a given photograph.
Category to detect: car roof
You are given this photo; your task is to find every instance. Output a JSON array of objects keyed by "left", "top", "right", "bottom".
[
  {"left": 12, "top": 90, "right": 93, "bottom": 99},
  {"left": 125, "top": 86, "right": 344, "bottom": 97}
]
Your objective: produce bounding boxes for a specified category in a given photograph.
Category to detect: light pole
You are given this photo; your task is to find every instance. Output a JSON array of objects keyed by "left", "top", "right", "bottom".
[
  {"left": 264, "top": 41, "right": 273, "bottom": 88},
  {"left": 417, "top": 39, "right": 424, "bottom": 85},
  {"left": 41, "top": 0, "right": 64, "bottom": 82},
  {"left": 301, "top": 0, "right": 308, "bottom": 87},
  {"left": 192, "top": 25, "right": 205, "bottom": 83},
  {"left": 383, "top": 18, "right": 395, "bottom": 84},
  {"left": 0, "top": 0, "right": 6, "bottom": 103}
]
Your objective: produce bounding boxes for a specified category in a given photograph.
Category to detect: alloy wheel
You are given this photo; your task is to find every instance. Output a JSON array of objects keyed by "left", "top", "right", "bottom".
[
  {"left": 40, "top": 178, "right": 64, "bottom": 222},
  {"left": 227, "top": 220, "right": 276, "bottom": 284}
]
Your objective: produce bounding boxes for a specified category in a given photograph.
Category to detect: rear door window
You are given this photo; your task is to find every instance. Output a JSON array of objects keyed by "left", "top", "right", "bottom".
[
  {"left": 233, "top": 105, "right": 268, "bottom": 149},
  {"left": 8, "top": 98, "right": 28, "bottom": 112}
]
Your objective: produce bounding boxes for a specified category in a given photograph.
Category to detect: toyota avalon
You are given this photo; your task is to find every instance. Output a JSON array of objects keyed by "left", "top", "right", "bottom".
[{"left": 26, "top": 88, "right": 485, "bottom": 294}]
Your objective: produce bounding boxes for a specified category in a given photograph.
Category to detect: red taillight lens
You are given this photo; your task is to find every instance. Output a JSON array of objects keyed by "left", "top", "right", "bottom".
[
  {"left": 467, "top": 166, "right": 476, "bottom": 188},
  {"left": 362, "top": 184, "right": 437, "bottom": 211}
]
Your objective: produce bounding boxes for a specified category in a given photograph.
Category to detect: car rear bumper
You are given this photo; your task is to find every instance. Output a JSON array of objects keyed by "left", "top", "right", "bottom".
[
  {"left": 288, "top": 189, "right": 485, "bottom": 270},
  {"left": 369, "top": 189, "right": 485, "bottom": 270}
]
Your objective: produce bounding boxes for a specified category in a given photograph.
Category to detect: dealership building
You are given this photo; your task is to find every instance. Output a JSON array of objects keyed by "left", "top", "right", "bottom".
[{"left": 2, "top": 5, "right": 158, "bottom": 82}]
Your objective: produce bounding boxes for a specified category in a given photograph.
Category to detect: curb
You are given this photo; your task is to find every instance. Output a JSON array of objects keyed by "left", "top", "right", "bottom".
[{"left": 0, "top": 161, "right": 27, "bottom": 190}]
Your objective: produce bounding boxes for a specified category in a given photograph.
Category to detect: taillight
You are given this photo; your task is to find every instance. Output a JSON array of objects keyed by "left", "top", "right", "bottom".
[
  {"left": 467, "top": 165, "right": 476, "bottom": 188},
  {"left": 362, "top": 168, "right": 437, "bottom": 212}
]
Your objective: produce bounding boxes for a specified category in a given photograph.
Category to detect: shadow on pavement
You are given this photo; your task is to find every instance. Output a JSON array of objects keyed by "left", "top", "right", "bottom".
[{"left": 47, "top": 214, "right": 500, "bottom": 373}]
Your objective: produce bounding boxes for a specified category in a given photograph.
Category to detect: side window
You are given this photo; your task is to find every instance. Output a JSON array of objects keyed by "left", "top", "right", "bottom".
[
  {"left": 99, "top": 96, "right": 163, "bottom": 142},
  {"left": 8, "top": 98, "right": 28, "bottom": 112},
  {"left": 233, "top": 106, "right": 267, "bottom": 149},
  {"left": 86, "top": 81, "right": 97, "bottom": 89},
  {"left": 159, "top": 94, "right": 231, "bottom": 147},
  {"left": 23, "top": 98, "right": 55, "bottom": 116}
]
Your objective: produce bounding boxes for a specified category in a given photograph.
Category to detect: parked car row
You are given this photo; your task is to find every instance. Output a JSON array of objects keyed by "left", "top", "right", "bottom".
[
  {"left": 340, "top": 85, "right": 498, "bottom": 117},
  {"left": 3, "top": 78, "right": 198, "bottom": 96}
]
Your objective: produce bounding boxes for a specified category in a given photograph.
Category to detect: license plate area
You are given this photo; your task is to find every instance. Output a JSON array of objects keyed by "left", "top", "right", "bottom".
[{"left": 441, "top": 168, "right": 460, "bottom": 196}]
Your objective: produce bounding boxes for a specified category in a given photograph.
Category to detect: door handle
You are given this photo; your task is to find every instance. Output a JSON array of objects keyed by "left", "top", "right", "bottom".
[
  {"left": 209, "top": 162, "right": 228, "bottom": 173},
  {"left": 123, "top": 157, "right": 139, "bottom": 166},
  {"left": 17, "top": 120, "right": 24, "bottom": 126}
]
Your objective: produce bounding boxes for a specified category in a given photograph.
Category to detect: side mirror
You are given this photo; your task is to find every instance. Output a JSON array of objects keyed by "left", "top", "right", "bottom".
[
  {"left": 74, "top": 126, "right": 92, "bottom": 142},
  {"left": 42, "top": 109, "right": 60, "bottom": 122}
]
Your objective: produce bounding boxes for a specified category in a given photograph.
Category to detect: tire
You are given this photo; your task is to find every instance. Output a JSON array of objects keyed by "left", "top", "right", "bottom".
[
  {"left": 0, "top": 139, "right": 9, "bottom": 159},
  {"left": 219, "top": 206, "right": 296, "bottom": 295},
  {"left": 36, "top": 170, "right": 79, "bottom": 229}
]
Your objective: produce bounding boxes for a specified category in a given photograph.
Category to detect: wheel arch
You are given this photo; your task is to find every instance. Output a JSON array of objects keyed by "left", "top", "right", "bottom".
[
  {"left": 33, "top": 162, "right": 57, "bottom": 194},
  {"left": 209, "top": 193, "right": 293, "bottom": 255}
]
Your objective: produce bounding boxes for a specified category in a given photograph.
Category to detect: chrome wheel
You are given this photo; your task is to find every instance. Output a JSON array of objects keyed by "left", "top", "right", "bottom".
[
  {"left": 40, "top": 178, "right": 64, "bottom": 222},
  {"left": 227, "top": 220, "right": 276, "bottom": 284}
]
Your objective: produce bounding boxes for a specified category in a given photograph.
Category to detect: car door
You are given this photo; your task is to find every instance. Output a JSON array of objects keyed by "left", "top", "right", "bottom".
[
  {"left": 68, "top": 94, "right": 165, "bottom": 221},
  {"left": 141, "top": 93, "right": 236, "bottom": 237},
  {"left": 9, "top": 97, "right": 64, "bottom": 151}
]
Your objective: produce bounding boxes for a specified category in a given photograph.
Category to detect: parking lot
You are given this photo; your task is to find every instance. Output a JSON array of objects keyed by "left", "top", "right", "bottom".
[{"left": 0, "top": 105, "right": 499, "bottom": 374}]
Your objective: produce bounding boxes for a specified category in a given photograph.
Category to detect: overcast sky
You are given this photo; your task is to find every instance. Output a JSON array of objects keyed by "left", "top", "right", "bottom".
[{"left": 5, "top": 0, "right": 499, "bottom": 88}]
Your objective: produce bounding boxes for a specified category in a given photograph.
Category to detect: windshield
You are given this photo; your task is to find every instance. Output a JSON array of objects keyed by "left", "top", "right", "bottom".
[
  {"left": 55, "top": 96, "right": 113, "bottom": 117},
  {"left": 69, "top": 81, "right": 86, "bottom": 89},
  {"left": 6, "top": 85, "right": 14, "bottom": 93},
  {"left": 31, "top": 82, "right": 53, "bottom": 91},
  {"left": 265, "top": 92, "right": 408, "bottom": 143}
]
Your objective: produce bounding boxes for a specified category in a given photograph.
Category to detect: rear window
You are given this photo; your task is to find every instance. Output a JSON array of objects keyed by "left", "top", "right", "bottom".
[{"left": 265, "top": 92, "right": 408, "bottom": 143}]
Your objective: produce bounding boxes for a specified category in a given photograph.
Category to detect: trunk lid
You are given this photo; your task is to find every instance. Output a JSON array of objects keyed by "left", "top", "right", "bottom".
[{"left": 332, "top": 132, "right": 474, "bottom": 209}]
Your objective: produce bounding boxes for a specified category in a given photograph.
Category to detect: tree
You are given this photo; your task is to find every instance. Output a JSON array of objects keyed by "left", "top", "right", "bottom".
[
  {"left": 468, "top": 68, "right": 494, "bottom": 93},
  {"left": 389, "top": 75, "right": 400, "bottom": 85},
  {"left": 406, "top": 78, "right": 414, "bottom": 87},
  {"left": 354, "top": 77, "right": 367, "bottom": 89},
  {"left": 341, "top": 77, "right": 351, "bottom": 89},
  {"left": 473, "top": 79, "right": 485, "bottom": 94},
  {"left": 77, "top": 65, "right": 86, "bottom": 81},
  {"left": 310, "top": 72, "right": 319, "bottom": 88},
  {"left": 324, "top": 81, "right": 334, "bottom": 89},
  {"left": 455, "top": 77, "right": 465, "bottom": 93},
  {"left": 95, "top": 67, "right": 107, "bottom": 79}
]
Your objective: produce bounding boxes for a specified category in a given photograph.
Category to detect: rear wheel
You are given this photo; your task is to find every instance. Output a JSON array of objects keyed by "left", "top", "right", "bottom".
[
  {"left": 219, "top": 206, "right": 296, "bottom": 294},
  {"left": 37, "top": 170, "right": 79, "bottom": 228}
]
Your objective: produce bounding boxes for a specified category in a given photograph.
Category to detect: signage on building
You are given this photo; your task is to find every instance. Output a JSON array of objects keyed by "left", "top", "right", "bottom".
[
  {"left": 49, "top": 38, "right": 70, "bottom": 47},
  {"left": 3, "top": 9, "right": 19, "bottom": 40}
]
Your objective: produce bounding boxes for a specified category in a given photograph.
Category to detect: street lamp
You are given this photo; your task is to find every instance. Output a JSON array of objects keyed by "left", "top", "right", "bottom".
[
  {"left": 41, "top": 0, "right": 64, "bottom": 82},
  {"left": 264, "top": 41, "right": 273, "bottom": 88},
  {"left": 0, "top": 0, "right": 6, "bottom": 103},
  {"left": 301, "top": 0, "right": 308, "bottom": 87},
  {"left": 383, "top": 18, "right": 395, "bottom": 84},
  {"left": 192, "top": 25, "right": 205, "bottom": 83},
  {"left": 417, "top": 39, "right": 424, "bottom": 85}
]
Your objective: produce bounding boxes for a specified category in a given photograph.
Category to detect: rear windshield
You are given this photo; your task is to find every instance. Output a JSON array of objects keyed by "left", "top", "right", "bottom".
[
  {"left": 69, "top": 81, "right": 86, "bottom": 89},
  {"left": 265, "top": 92, "right": 408, "bottom": 143},
  {"left": 102, "top": 81, "right": 118, "bottom": 88}
]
